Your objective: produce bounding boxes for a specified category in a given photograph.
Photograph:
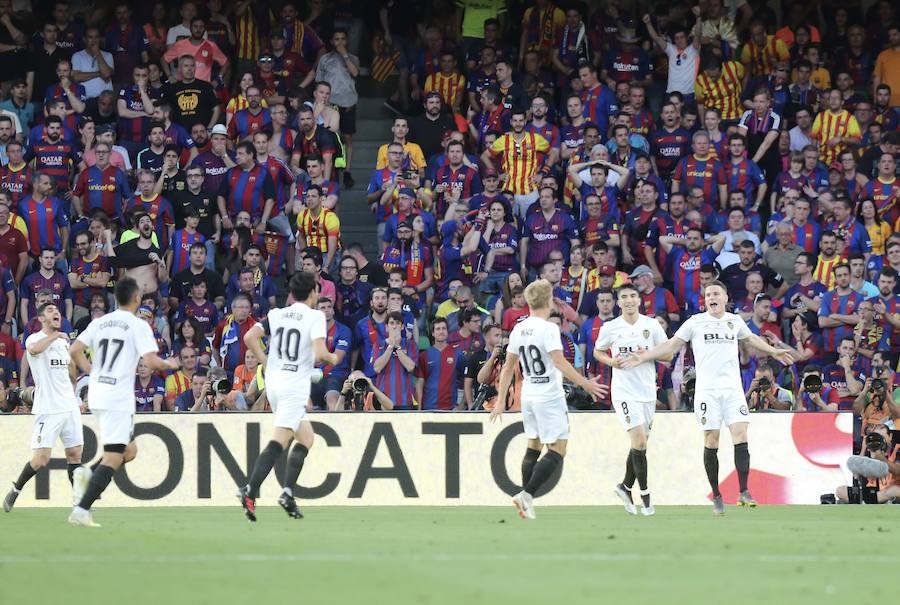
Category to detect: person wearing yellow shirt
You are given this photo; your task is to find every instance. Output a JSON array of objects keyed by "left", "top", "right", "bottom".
[
  {"left": 296, "top": 183, "right": 341, "bottom": 272},
  {"left": 375, "top": 116, "right": 426, "bottom": 176},
  {"left": 873, "top": 26, "right": 900, "bottom": 106},
  {"left": 740, "top": 22, "right": 790, "bottom": 77},
  {"left": 811, "top": 89, "right": 861, "bottom": 166}
]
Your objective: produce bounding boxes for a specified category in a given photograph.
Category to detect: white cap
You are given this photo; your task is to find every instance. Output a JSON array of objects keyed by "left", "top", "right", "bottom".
[{"left": 210, "top": 124, "right": 228, "bottom": 136}]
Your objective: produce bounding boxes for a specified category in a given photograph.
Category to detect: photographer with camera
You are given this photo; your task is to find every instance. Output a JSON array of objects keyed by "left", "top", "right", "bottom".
[
  {"left": 797, "top": 365, "right": 840, "bottom": 411},
  {"left": 473, "top": 327, "right": 521, "bottom": 412},
  {"left": 853, "top": 360, "right": 900, "bottom": 437},
  {"left": 835, "top": 422, "right": 900, "bottom": 504},
  {"left": 335, "top": 371, "right": 394, "bottom": 411},
  {"left": 747, "top": 359, "right": 795, "bottom": 411},
  {"left": 464, "top": 324, "right": 502, "bottom": 410}
]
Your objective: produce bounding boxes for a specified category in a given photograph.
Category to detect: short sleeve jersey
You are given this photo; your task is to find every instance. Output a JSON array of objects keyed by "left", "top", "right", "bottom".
[
  {"left": 594, "top": 314, "right": 668, "bottom": 403},
  {"left": 507, "top": 315, "right": 563, "bottom": 404},
  {"left": 261, "top": 302, "right": 327, "bottom": 395},
  {"left": 673, "top": 311, "right": 751, "bottom": 392},
  {"left": 25, "top": 331, "right": 79, "bottom": 415},
  {"left": 77, "top": 310, "right": 159, "bottom": 411}
]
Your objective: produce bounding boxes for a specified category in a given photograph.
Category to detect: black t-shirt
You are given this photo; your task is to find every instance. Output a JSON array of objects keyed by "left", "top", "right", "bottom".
[
  {"left": 410, "top": 112, "right": 456, "bottom": 160},
  {"left": 357, "top": 262, "right": 388, "bottom": 287},
  {"left": 171, "top": 267, "right": 226, "bottom": 303},
  {"left": 82, "top": 100, "right": 117, "bottom": 127},
  {"left": 163, "top": 79, "right": 218, "bottom": 129},
  {"left": 465, "top": 349, "right": 489, "bottom": 381},
  {"left": 109, "top": 239, "right": 160, "bottom": 269},
  {"left": 171, "top": 188, "right": 217, "bottom": 236},
  {"left": 720, "top": 261, "right": 783, "bottom": 301}
]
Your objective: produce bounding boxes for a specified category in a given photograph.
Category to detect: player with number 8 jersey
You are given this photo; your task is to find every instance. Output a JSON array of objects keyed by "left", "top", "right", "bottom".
[
  {"left": 239, "top": 272, "right": 339, "bottom": 522},
  {"left": 490, "top": 279, "right": 603, "bottom": 520}
]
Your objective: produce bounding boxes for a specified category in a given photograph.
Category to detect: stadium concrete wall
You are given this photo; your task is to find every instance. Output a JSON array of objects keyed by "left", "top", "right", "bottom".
[{"left": 0, "top": 412, "right": 853, "bottom": 506}]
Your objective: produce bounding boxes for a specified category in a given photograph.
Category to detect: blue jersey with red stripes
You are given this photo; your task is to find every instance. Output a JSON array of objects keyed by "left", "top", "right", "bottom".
[
  {"left": 134, "top": 376, "right": 166, "bottom": 412},
  {"left": 629, "top": 108, "right": 655, "bottom": 138},
  {"left": 522, "top": 208, "right": 579, "bottom": 269},
  {"left": 228, "top": 108, "right": 272, "bottom": 140},
  {"left": 640, "top": 286, "right": 679, "bottom": 318},
  {"left": 372, "top": 336, "right": 418, "bottom": 409},
  {"left": 20, "top": 270, "right": 73, "bottom": 318},
  {"left": 870, "top": 293, "right": 900, "bottom": 349},
  {"left": 262, "top": 156, "right": 293, "bottom": 213},
  {"left": 190, "top": 150, "right": 234, "bottom": 195},
  {"left": 825, "top": 218, "right": 872, "bottom": 255},
  {"left": 366, "top": 167, "right": 401, "bottom": 223},
  {"left": 578, "top": 315, "right": 606, "bottom": 377},
  {"left": 163, "top": 122, "right": 194, "bottom": 149},
  {"left": 72, "top": 164, "right": 132, "bottom": 219},
  {"left": 673, "top": 155, "right": 722, "bottom": 207},
  {"left": 26, "top": 139, "right": 76, "bottom": 193},
  {"left": 717, "top": 158, "right": 766, "bottom": 203},
  {"left": 127, "top": 194, "right": 175, "bottom": 251},
  {"left": 354, "top": 315, "right": 386, "bottom": 378},
  {"left": 69, "top": 254, "right": 111, "bottom": 307},
  {"left": 773, "top": 171, "right": 809, "bottom": 196},
  {"left": 432, "top": 164, "right": 483, "bottom": 217},
  {"left": 18, "top": 195, "right": 70, "bottom": 253},
  {"left": 169, "top": 229, "right": 205, "bottom": 274},
  {"left": 416, "top": 344, "right": 465, "bottom": 410},
  {"left": 27, "top": 125, "right": 77, "bottom": 147},
  {"left": 818, "top": 289, "right": 864, "bottom": 351},
  {"left": 859, "top": 177, "right": 899, "bottom": 226},
  {"left": 0, "top": 163, "right": 33, "bottom": 204},
  {"left": 219, "top": 164, "right": 276, "bottom": 221},
  {"left": 295, "top": 177, "right": 340, "bottom": 207},
  {"left": 254, "top": 232, "right": 289, "bottom": 277},
  {"left": 525, "top": 121, "right": 561, "bottom": 150},
  {"left": 0, "top": 268, "right": 14, "bottom": 321},
  {"left": 646, "top": 215, "right": 689, "bottom": 273},
  {"left": 666, "top": 247, "right": 717, "bottom": 309},
  {"left": 622, "top": 207, "right": 668, "bottom": 264},
  {"left": 649, "top": 127, "right": 691, "bottom": 179},
  {"left": 318, "top": 320, "right": 353, "bottom": 381},
  {"left": 44, "top": 82, "right": 86, "bottom": 112},
  {"left": 117, "top": 85, "right": 161, "bottom": 143},
  {"left": 580, "top": 84, "right": 618, "bottom": 141}
]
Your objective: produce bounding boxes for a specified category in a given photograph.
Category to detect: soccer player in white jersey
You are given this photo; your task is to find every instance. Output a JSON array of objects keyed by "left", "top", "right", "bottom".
[
  {"left": 239, "top": 272, "right": 339, "bottom": 522},
  {"left": 3, "top": 304, "right": 83, "bottom": 512},
  {"left": 67, "top": 277, "right": 180, "bottom": 527},
  {"left": 593, "top": 284, "right": 669, "bottom": 516},
  {"left": 490, "top": 279, "right": 604, "bottom": 519},
  {"left": 624, "top": 281, "right": 794, "bottom": 514}
]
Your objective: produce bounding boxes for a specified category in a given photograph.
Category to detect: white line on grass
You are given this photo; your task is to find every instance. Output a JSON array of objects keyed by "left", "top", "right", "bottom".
[{"left": 0, "top": 553, "right": 896, "bottom": 564}]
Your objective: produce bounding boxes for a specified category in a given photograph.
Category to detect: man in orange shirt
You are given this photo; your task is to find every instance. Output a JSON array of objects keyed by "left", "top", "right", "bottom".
[
  {"left": 873, "top": 26, "right": 900, "bottom": 106},
  {"left": 162, "top": 17, "right": 229, "bottom": 83}
]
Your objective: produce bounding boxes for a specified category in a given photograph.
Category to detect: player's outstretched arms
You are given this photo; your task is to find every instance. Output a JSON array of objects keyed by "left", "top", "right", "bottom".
[
  {"left": 490, "top": 352, "right": 519, "bottom": 423},
  {"left": 313, "top": 337, "right": 338, "bottom": 366},
  {"left": 550, "top": 350, "right": 605, "bottom": 399},
  {"left": 622, "top": 337, "right": 685, "bottom": 368},
  {"left": 744, "top": 333, "right": 795, "bottom": 365}
]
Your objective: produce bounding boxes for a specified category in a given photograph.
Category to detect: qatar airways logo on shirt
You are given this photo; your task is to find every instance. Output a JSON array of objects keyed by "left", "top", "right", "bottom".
[
  {"left": 679, "top": 255, "right": 702, "bottom": 271},
  {"left": 41, "top": 156, "right": 65, "bottom": 165},
  {"left": 659, "top": 147, "right": 683, "bottom": 157}
]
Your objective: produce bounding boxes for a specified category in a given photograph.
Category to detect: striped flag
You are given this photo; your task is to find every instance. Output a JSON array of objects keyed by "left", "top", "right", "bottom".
[{"left": 371, "top": 36, "right": 400, "bottom": 82}]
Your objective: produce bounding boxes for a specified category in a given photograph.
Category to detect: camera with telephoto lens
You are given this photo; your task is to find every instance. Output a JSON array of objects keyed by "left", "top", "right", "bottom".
[
  {"left": 802, "top": 374, "right": 823, "bottom": 393},
  {"left": 866, "top": 431, "right": 888, "bottom": 454},
  {"left": 564, "top": 383, "right": 595, "bottom": 410},
  {"left": 1, "top": 386, "right": 34, "bottom": 412},
  {"left": 755, "top": 377, "right": 772, "bottom": 393},
  {"left": 472, "top": 385, "right": 498, "bottom": 410},
  {"left": 871, "top": 378, "right": 886, "bottom": 393},
  {"left": 344, "top": 377, "right": 372, "bottom": 411}
]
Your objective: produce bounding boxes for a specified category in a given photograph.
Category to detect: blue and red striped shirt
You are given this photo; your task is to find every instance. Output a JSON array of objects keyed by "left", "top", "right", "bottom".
[
  {"left": 169, "top": 228, "right": 205, "bottom": 274},
  {"left": 127, "top": 194, "right": 175, "bottom": 251},
  {"left": 717, "top": 158, "right": 766, "bottom": 204},
  {"left": 580, "top": 84, "right": 618, "bottom": 141},
  {"left": 666, "top": 247, "right": 717, "bottom": 310},
  {"left": 20, "top": 270, "right": 72, "bottom": 318},
  {"left": 818, "top": 289, "right": 864, "bottom": 351},
  {"left": 17, "top": 195, "right": 69, "bottom": 254},
  {"left": 0, "top": 163, "right": 33, "bottom": 204},
  {"left": 72, "top": 164, "right": 132, "bottom": 219},
  {"left": 261, "top": 156, "right": 293, "bottom": 213},
  {"left": 416, "top": 344, "right": 465, "bottom": 410},
  {"left": 117, "top": 85, "right": 161, "bottom": 143},
  {"left": 649, "top": 127, "right": 691, "bottom": 179},
  {"left": 522, "top": 209, "right": 578, "bottom": 269},
  {"left": 228, "top": 108, "right": 272, "bottom": 140},
  {"left": 69, "top": 254, "right": 110, "bottom": 307},
  {"left": 218, "top": 164, "right": 276, "bottom": 221},
  {"left": 26, "top": 139, "right": 76, "bottom": 193},
  {"left": 372, "top": 336, "right": 418, "bottom": 409},
  {"left": 673, "top": 155, "right": 721, "bottom": 208}
]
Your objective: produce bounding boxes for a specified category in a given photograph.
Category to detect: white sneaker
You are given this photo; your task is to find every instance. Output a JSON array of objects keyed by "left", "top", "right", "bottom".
[
  {"left": 72, "top": 466, "right": 91, "bottom": 507},
  {"left": 614, "top": 484, "right": 637, "bottom": 515},
  {"left": 512, "top": 491, "right": 536, "bottom": 520},
  {"left": 68, "top": 506, "right": 101, "bottom": 528},
  {"left": 640, "top": 504, "right": 655, "bottom": 516}
]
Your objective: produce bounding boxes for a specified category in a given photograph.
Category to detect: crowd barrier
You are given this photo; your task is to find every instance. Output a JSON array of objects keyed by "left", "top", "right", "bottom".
[{"left": 0, "top": 412, "right": 853, "bottom": 506}]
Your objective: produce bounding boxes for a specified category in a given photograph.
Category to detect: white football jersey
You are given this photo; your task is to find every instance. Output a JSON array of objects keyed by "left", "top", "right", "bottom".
[
  {"left": 674, "top": 311, "right": 751, "bottom": 392},
  {"left": 262, "top": 302, "right": 327, "bottom": 394},
  {"left": 25, "top": 332, "right": 79, "bottom": 415},
  {"left": 76, "top": 309, "right": 159, "bottom": 411},
  {"left": 594, "top": 314, "right": 667, "bottom": 403},
  {"left": 507, "top": 316, "right": 564, "bottom": 404}
]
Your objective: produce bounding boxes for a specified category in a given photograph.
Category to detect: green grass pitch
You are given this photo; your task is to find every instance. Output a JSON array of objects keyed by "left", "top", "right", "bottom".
[{"left": 1, "top": 506, "right": 897, "bottom": 604}]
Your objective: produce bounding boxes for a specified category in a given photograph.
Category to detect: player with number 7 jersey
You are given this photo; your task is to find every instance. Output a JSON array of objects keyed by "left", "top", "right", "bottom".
[{"left": 490, "top": 279, "right": 603, "bottom": 520}]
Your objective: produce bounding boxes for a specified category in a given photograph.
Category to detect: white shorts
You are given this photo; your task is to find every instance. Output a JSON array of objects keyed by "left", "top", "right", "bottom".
[
  {"left": 30, "top": 411, "right": 84, "bottom": 450},
  {"left": 513, "top": 190, "right": 540, "bottom": 221},
  {"left": 613, "top": 400, "right": 655, "bottom": 432},
  {"left": 267, "top": 387, "right": 310, "bottom": 432},
  {"left": 694, "top": 389, "right": 750, "bottom": 430},
  {"left": 521, "top": 398, "right": 569, "bottom": 444},
  {"left": 94, "top": 409, "right": 135, "bottom": 446}
]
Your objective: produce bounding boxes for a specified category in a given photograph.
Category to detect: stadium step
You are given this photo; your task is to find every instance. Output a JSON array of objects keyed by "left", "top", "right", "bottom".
[{"left": 334, "top": 80, "right": 388, "bottom": 259}]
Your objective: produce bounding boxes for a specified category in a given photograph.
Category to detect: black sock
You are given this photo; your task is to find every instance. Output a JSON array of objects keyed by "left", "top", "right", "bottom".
[
  {"left": 521, "top": 448, "right": 541, "bottom": 489},
  {"left": 90, "top": 459, "right": 101, "bottom": 472},
  {"left": 282, "top": 444, "right": 309, "bottom": 495},
  {"left": 67, "top": 463, "right": 80, "bottom": 486},
  {"left": 247, "top": 441, "right": 284, "bottom": 499},
  {"left": 524, "top": 450, "right": 562, "bottom": 496},
  {"left": 704, "top": 447, "right": 720, "bottom": 497},
  {"left": 631, "top": 448, "right": 648, "bottom": 492},
  {"left": 622, "top": 450, "right": 635, "bottom": 489},
  {"left": 734, "top": 442, "right": 750, "bottom": 493},
  {"left": 77, "top": 464, "right": 116, "bottom": 510},
  {"left": 13, "top": 462, "right": 37, "bottom": 491}
]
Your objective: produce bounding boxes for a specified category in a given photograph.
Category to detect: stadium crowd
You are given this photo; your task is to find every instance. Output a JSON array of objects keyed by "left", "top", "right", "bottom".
[{"left": 0, "top": 0, "right": 897, "bottom": 444}]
